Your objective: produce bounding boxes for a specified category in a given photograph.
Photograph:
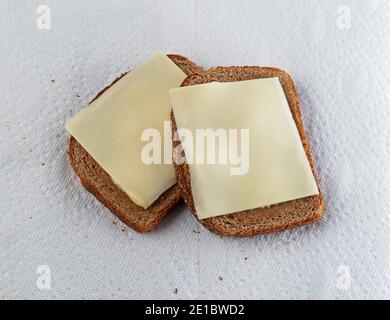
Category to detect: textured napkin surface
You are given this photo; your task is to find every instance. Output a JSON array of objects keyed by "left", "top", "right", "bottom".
[{"left": 1, "top": 0, "right": 390, "bottom": 299}]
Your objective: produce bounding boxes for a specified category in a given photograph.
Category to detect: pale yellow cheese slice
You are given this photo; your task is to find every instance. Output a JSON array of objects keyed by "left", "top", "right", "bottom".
[
  {"left": 66, "top": 52, "right": 187, "bottom": 208},
  {"left": 170, "top": 78, "right": 319, "bottom": 219}
]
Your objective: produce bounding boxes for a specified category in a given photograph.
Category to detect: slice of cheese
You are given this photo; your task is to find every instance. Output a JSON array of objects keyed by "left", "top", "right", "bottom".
[
  {"left": 66, "top": 52, "right": 187, "bottom": 209},
  {"left": 170, "top": 77, "right": 319, "bottom": 219}
]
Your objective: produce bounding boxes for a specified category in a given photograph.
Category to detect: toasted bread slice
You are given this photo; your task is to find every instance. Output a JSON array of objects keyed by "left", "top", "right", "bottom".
[
  {"left": 171, "top": 66, "right": 324, "bottom": 236},
  {"left": 68, "top": 54, "right": 204, "bottom": 232}
]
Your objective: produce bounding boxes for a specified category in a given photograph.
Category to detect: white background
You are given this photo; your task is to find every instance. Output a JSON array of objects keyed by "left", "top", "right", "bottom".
[{"left": 1, "top": 0, "right": 390, "bottom": 299}]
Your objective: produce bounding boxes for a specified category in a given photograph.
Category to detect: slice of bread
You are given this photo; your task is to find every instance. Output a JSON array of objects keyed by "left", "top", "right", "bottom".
[
  {"left": 68, "top": 54, "right": 204, "bottom": 232},
  {"left": 171, "top": 66, "right": 324, "bottom": 236}
]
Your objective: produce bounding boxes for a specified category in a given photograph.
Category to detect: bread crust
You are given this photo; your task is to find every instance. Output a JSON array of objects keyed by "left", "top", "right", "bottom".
[
  {"left": 68, "top": 54, "right": 204, "bottom": 232},
  {"left": 171, "top": 66, "right": 324, "bottom": 236}
]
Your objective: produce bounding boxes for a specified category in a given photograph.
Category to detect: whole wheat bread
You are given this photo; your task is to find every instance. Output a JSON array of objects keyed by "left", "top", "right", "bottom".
[
  {"left": 171, "top": 66, "right": 324, "bottom": 236},
  {"left": 68, "top": 54, "right": 204, "bottom": 232}
]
